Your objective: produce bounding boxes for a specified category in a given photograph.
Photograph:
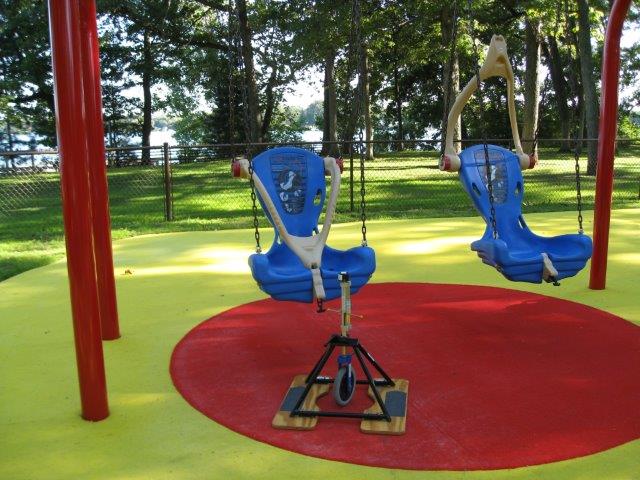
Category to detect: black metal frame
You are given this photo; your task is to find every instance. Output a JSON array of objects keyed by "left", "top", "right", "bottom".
[{"left": 290, "top": 334, "right": 395, "bottom": 421}]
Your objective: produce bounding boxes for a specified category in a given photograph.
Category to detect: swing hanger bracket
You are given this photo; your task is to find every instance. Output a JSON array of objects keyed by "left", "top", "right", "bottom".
[{"left": 440, "top": 35, "right": 533, "bottom": 172}]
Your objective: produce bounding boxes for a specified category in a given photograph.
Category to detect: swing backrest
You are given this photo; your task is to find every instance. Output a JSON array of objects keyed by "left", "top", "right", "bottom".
[
  {"left": 458, "top": 144, "right": 525, "bottom": 231},
  {"left": 250, "top": 147, "right": 327, "bottom": 237}
]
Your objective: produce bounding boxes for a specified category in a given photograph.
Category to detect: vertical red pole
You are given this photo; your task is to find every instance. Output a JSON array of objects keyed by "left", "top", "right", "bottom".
[
  {"left": 48, "top": 0, "right": 109, "bottom": 420},
  {"left": 589, "top": 0, "right": 632, "bottom": 290},
  {"left": 79, "top": 0, "right": 120, "bottom": 339}
]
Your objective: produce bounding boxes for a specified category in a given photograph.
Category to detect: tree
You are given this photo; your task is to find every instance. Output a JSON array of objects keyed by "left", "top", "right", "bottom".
[
  {"left": 236, "top": 0, "right": 262, "bottom": 145},
  {"left": 522, "top": 17, "right": 541, "bottom": 154},
  {"left": 283, "top": 0, "right": 353, "bottom": 156},
  {"left": 0, "top": 1, "right": 55, "bottom": 146},
  {"left": 576, "top": 0, "right": 600, "bottom": 175},
  {"left": 100, "top": 0, "right": 228, "bottom": 159},
  {"left": 542, "top": 36, "right": 573, "bottom": 151},
  {"left": 441, "top": 4, "right": 461, "bottom": 152},
  {"left": 98, "top": 15, "right": 142, "bottom": 156},
  {"left": 267, "top": 105, "right": 305, "bottom": 142}
]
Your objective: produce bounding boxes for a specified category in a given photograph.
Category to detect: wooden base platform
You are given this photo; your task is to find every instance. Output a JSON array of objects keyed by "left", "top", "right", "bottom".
[
  {"left": 272, "top": 375, "right": 409, "bottom": 434},
  {"left": 272, "top": 375, "right": 330, "bottom": 430},
  {"left": 361, "top": 379, "right": 409, "bottom": 435}
]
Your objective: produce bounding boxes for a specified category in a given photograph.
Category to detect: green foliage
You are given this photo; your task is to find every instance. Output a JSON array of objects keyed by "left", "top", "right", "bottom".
[
  {"left": 1, "top": 0, "right": 639, "bottom": 149},
  {"left": 300, "top": 101, "right": 322, "bottom": 128},
  {"left": 618, "top": 113, "right": 640, "bottom": 139},
  {"left": 265, "top": 105, "right": 304, "bottom": 142},
  {"left": 98, "top": 15, "right": 142, "bottom": 147},
  {"left": 0, "top": 1, "right": 55, "bottom": 146}
]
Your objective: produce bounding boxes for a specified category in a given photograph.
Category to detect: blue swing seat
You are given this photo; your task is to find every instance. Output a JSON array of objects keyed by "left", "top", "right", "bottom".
[
  {"left": 247, "top": 147, "right": 375, "bottom": 302},
  {"left": 458, "top": 144, "right": 592, "bottom": 283}
]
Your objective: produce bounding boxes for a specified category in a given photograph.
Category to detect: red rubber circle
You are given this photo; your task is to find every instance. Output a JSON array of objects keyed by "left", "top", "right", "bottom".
[{"left": 170, "top": 283, "right": 640, "bottom": 470}]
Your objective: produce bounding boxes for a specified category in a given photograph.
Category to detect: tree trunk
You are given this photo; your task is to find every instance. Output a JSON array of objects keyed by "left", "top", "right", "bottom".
[
  {"left": 393, "top": 41, "right": 404, "bottom": 151},
  {"left": 261, "top": 63, "right": 278, "bottom": 140},
  {"left": 542, "top": 37, "right": 572, "bottom": 152},
  {"left": 576, "top": 0, "right": 600, "bottom": 175},
  {"left": 342, "top": 43, "right": 370, "bottom": 157},
  {"left": 363, "top": 45, "right": 373, "bottom": 160},
  {"left": 440, "top": 6, "right": 461, "bottom": 152},
  {"left": 566, "top": 15, "right": 585, "bottom": 152},
  {"left": 321, "top": 49, "right": 339, "bottom": 157},
  {"left": 141, "top": 29, "right": 153, "bottom": 165},
  {"left": 237, "top": 0, "right": 262, "bottom": 146},
  {"left": 522, "top": 18, "right": 541, "bottom": 154}
]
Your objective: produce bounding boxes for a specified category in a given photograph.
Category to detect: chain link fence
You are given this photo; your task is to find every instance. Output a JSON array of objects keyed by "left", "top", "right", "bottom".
[{"left": 1, "top": 139, "right": 639, "bottom": 241}]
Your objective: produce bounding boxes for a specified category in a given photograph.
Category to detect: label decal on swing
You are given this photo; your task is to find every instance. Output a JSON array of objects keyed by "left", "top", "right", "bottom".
[
  {"left": 270, "top": 153, "right": 308, "bottom": 214},
  {"left": 474, "top": 149, "right": 508, "bottom": 204}
]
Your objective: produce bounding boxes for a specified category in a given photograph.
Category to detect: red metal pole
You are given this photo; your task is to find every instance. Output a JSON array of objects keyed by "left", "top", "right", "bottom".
[
  {"left": 48, "top": 0, "right": 109, "bottom": 420},
  {"left": 79, "top": 0, "right": 120, "bottom": 340},
  {"left": 589, "top": 0, "right": 633, "bottom": 290}
]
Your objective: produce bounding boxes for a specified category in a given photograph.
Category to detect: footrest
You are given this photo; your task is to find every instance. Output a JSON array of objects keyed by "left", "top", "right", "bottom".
[
  {"left": 360, "top": 379, "right": 409, "bottom": 435},
  {"left": 272, "top": 374, "right": 330, "bottom": 430}
]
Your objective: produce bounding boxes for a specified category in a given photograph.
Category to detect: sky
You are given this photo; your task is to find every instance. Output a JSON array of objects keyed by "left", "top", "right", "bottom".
[{"left": 283, "top": 68, "right": 324, "bottom": 108}]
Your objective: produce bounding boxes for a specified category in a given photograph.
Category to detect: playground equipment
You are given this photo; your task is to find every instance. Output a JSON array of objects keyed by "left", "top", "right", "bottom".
[
  {"left": 232, "top": 147, "right": 407, "bottom": 433},
  {"left": 590, "top": 0, "right": 633, "bottom": 289},
  {"left": 270, "top": 272, "right": 408, "bottom": 434},
  {"left": 228, "top": 0, "right": 407, "bottom": 433},
  {"left": 45, "top": 0, "right": 633, "bottom": 422},
  {"left": 232, "top": 147, "right": 375, "bottom": 303},
  {"left": 440, "top": 34, "right": 592, "bottom": 284}
]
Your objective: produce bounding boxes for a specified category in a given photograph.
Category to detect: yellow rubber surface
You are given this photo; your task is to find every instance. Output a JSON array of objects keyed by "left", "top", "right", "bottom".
[{"left": 1, "top": 209, "right": 639, "bottom": 479}]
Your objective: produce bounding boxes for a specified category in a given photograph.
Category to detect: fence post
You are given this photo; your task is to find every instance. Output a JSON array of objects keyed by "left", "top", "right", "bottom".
[
  {"left": 163, "top": 142, "right": 173, "bottom": 221},
  {"left": 349, "top": 147, "right": 354, "bottom": 212}
]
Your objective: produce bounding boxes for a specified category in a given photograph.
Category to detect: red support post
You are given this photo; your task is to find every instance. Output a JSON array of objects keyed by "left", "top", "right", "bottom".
[
  {"left": 48, "top": 0, "right": 109, "bottom": 420},
  {"left": 589, "top": 0, "right": 633, "bottom": 290},
  {"left": 79, "top": 0, "right": 120, "bottom": 339}
]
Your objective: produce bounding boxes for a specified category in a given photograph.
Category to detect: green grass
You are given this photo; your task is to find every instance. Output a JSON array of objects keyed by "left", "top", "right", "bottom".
[{"left": 1, "top": 147, "right": 639, "bottom": 281}]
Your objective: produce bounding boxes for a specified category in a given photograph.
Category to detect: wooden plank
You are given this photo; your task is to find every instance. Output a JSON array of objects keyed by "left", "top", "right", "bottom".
[
  {"left": 360, "top": 379, "right": 409, "bottom": 435},
  {"left": 272, "top": 374, "right": 330, "bottom": 430}
]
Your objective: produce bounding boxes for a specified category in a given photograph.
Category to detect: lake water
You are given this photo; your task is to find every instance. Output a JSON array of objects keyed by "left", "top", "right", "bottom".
[
  {"left": 301, "top": 129, "right": 322, "bottom": 143},
  {"left": 151, "top": 128, "right": 322, "bottom": 145}
]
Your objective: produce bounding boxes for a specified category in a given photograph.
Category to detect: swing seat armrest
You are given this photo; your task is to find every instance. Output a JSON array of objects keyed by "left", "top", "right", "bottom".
[
  {"left": 323, "top": 156, "right": 343, "bottom": 175},
  {"left": 231, "top": 158, "right": 250, "bottom": 179},
  {"left": 520, "top": 153, "right": 536, "bottom": 170},
  {"left": 440, "top": 153, "right": 461, "bottom": 172}
]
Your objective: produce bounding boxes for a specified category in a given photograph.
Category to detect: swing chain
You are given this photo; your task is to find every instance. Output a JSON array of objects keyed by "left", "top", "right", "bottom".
[
  {"left": 467, "top": 0, "right": 498, "bottom": 239},
  {"left": 564, "top": 0, "right": 585, "bottom": 235},
  {"left": 247, "top": 158, "right": 262, "bottom": 252},
  {"left": 359, "top": 129, "right": 367, "bottom": 246},
  {"left": 441, "top": 0, "right": 459, "bottom": 157},
  {"left": 229, "top": 0, "right": 261, "bottom": 252},
  {"left": 227, "top": 0, "right": 236, "bottom": 148},
  {"left": 347, "top": 0, "right": 367, "bottom": 246},
  {"left": 574, "top": 128, "right": 584, "bottom": 234}
]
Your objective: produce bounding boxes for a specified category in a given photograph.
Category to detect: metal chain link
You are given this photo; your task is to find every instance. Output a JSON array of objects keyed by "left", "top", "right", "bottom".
[
  {"left": 467, "top": 0, "right": 497, "bottom": 239},
  {"left": 348, "top": 0, "right": 368, "bottom": 246},
  {"left": 441, "top": 0, "right": 459, "bottom": 157},
  {"left": 247, "top": 158, "right": 262, "bottom": 252},
  {"left": 230, "top": 0, "right": 261, "bottom": 252},
  {"left": 573, "top": 121, "right": 585, "bottom": 234},
  {"left": 358, "top": 129, "right": 367, "bottom": 246},
  {"left": 227, "top": 0, "right": 236, "bottom": 148},
  {"left": 563, "top": 0, "right": 585, "bottom": 234}
]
